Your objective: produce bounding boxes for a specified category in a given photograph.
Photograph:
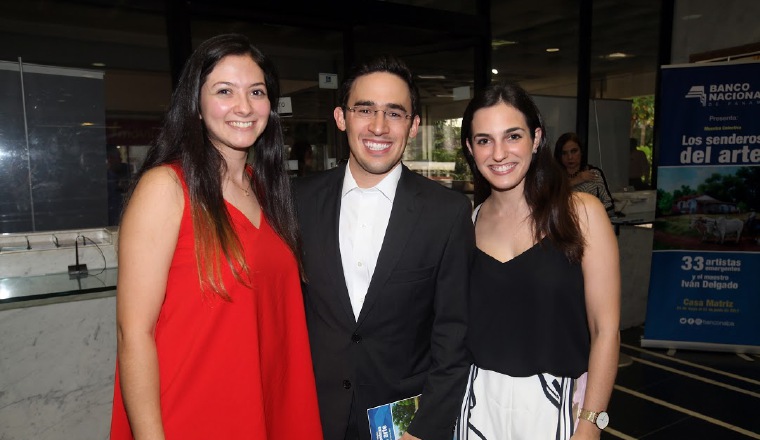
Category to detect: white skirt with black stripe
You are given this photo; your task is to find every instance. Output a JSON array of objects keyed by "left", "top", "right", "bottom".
[{"left": 456, "top": 366, "right": 587, "bottom": 440}]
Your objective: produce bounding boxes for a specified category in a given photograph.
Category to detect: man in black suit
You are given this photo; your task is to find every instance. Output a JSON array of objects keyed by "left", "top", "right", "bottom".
[{"left": 295, "top": 56, "right": 474, "bottom": 440}]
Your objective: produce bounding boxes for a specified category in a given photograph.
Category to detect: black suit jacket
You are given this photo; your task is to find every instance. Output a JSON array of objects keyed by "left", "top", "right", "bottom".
[{"left": 295, "top": 164, "right": 474, "bottom": 440}]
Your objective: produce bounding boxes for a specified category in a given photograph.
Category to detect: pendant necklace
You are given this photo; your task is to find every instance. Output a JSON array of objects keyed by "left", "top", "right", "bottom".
[{"left": 232, "top": 177, "right": 250, "bottom": 197}]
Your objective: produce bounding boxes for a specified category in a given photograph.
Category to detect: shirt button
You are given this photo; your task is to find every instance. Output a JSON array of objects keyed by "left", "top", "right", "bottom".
[
  {"left": 351, "top": 333, "right": 362, "bottom": 343},
  {"left": 357, "top": 261, "right": 363, "bottom": 267},
  {"left": 343, "top": 379, "right": 352, "bottom": 389}
]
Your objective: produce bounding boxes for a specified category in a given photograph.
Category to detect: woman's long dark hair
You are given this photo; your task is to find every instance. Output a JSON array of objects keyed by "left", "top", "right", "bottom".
[
  {"left": 553, "top": 132, "right": 587, "bottom": 171},
  {"left": 461, "top": 81, "right": 584, "bottom": 262},
  {"left": 127, "top": 33, "right": 302, "bottom": 298}
]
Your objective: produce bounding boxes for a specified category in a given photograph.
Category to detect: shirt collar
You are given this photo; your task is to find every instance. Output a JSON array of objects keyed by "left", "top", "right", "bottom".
[{"left": 341, "top": 160, "right": 402, "bottom": 203}]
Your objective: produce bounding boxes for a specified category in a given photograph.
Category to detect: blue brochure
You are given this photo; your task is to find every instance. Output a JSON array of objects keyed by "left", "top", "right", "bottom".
[{"left": 367, "top": 394, "right": 420, "bottom": 440}]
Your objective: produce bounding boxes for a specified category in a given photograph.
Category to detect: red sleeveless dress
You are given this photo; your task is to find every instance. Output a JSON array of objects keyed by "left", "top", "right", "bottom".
[{"left": 110, "top": 164, "right": 322, "bottom": 439}]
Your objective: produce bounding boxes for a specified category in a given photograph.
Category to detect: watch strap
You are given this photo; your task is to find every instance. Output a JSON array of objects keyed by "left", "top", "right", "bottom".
[
  {"left": 579, "top": 408, "right": 608, "bottom": 429},
  {"left": 579, "top": 408, "right": 599, "bottom": 423}
]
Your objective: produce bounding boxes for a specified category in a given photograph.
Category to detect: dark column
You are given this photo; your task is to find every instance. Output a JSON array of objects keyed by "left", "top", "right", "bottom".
[
  {"left": 651, "top": 0, "right": 674, "bottom": 190},
  {"left": 473, "top": 0, "right": 492, "bottom": 95},
  {"left": 575, "top": 0, "right": 592, "bottom": 162},
  {"left": 337, "top": 26, "right": 355, "bottom": 162},
  {"left": 165, "top": 0, "right": 193, "bottom": 90},
  {"left": 471, "top": 0, "right": 492, "bottom": 206}
]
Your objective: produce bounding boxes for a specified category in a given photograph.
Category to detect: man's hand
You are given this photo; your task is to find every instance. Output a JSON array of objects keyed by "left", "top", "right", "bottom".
[{"left": 399, "top": 432, "right": 421, "bottom": 440}]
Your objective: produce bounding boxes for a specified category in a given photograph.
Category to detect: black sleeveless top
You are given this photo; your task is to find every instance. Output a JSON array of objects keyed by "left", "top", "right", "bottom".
[{"left": 467, "top": 235, "right": 590, "bottom": 378}]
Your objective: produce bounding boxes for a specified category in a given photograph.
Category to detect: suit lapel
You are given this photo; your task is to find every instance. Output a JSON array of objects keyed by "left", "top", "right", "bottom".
[
  {"left": 356, "top": 166, "right": 422, "bottom": 325},
  {"left": 317, "top": 165, "right": 356, "bottom": 323}
]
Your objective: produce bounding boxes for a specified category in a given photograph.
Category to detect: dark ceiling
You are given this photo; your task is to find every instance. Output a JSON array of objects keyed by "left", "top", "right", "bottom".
[{"left": 0, "top": 0, "right": 663, "bottom": 113}]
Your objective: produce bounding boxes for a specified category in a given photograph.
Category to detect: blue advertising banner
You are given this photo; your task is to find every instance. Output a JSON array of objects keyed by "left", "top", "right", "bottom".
[{"left": 643, "top": 61, "right": 760, "bottom": 352}]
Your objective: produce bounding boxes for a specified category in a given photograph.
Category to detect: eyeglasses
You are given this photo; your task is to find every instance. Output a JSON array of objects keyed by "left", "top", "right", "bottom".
[{"left": 346, "top": 106, "right": 412, "bottom": 122}]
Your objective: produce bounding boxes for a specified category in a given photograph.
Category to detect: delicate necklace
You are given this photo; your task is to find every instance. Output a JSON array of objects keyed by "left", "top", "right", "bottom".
[
  {"left": 231, "top": 177, "right": 251, "bottom": 197},
  {"left": 568, "top": 169, "right": 580, "bottom": 178}
]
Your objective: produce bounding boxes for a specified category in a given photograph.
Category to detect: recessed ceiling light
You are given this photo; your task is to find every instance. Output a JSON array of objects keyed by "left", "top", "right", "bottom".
[
  {"left": 606, "top": 52, "right": 630, "bottom": 59},
  {"left": 91, "top": 62, "right": 106, "bottom": 67},
  {"left": 546, "top": 48, "right": 560, "bottom": 53},
  {"left": 491, "top": 69, "right": 499, "bottom": 75},
  {"left": 81, "top": 122, "right": 95, "bottom": 126},
  {"left": 492, "top": 39, "right": 517, "bottom": 48},
  {"left": 418, "top": 75, "right": 446, "bottom": 79}
]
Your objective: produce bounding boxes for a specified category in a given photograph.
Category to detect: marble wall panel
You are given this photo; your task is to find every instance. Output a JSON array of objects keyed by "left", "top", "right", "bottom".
[{"left": 0, "top": 296, "right": 116, "bottom": 440}]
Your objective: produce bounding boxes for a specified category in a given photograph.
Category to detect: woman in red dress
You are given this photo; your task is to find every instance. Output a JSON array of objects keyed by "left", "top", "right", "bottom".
[{"left": 110, "top": 34, "right": 323, "bottom": 439}]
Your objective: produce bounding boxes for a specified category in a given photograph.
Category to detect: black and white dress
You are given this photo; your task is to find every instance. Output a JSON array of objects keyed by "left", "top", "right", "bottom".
[{"left": 457, "top": 206, "right": 590, "bottom": 440}]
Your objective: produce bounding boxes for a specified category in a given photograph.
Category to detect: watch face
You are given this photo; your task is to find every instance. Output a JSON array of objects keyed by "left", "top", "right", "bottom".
[{"left": 596, "top": 411, "right": 610, "bottom": 429}]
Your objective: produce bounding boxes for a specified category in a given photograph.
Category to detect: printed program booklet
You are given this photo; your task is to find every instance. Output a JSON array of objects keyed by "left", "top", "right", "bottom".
[{"left": 367, "top": 394, "right": 420, "bottom": 440}]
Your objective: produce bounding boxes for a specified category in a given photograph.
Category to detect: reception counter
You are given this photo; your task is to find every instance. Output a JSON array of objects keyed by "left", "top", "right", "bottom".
[
  {"left": 0, "top": 229, "right": 118, "bottom": 440},
  {"left": 0, "top": 268, "right": 117, "bottom": 310}
]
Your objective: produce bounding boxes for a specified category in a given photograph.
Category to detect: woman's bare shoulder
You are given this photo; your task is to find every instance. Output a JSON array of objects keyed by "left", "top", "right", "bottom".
[
  {"left": 123, "top": 165, "right": 184, "bottom": 223},
  {"left": 572, "top": 192, "right": 608, "bottom": 225}
]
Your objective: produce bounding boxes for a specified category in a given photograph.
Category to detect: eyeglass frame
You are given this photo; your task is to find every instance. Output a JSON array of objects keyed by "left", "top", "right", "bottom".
[{"left": 344, "top": 105, "right": 414, "bottom": 122}]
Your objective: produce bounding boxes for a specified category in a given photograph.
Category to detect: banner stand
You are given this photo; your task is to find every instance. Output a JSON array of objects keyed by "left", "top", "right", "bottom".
[{"left": 642, "top": 60, "right": 760, "bottom": 353}]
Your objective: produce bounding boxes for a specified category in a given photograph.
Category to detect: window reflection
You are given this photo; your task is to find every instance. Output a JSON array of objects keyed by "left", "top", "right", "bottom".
[{"left": 0, "top": 1, "right": 170, "bottom": 231}]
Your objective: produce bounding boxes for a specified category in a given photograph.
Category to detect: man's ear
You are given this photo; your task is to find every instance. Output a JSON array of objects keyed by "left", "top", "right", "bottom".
[
  {"left": 334, "top": 107, "right": 346, "bottom": 132},
  {"left": 408, "top": 115, "right": 421, "bottom": 138}
]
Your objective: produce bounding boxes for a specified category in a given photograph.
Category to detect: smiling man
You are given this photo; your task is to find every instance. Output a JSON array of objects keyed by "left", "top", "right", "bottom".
[{"left": 294, "top": 56, "right": 474, "bottom": 440}]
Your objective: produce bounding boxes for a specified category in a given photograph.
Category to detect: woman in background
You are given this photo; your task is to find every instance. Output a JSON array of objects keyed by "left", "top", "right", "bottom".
[
  {"left": 554, "top": 132, "right": 616, "bottom": 217},
  {"left": 458, "top": 82, "right": 620, "bottom": 440},
  {"left": 110, "top": 34, "right": 322, "bottom": 439}
]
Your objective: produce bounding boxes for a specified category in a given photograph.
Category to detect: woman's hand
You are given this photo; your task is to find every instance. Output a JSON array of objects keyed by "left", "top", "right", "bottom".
[{"left": 577, "top": 170, "right": 594, "bottom": 183}]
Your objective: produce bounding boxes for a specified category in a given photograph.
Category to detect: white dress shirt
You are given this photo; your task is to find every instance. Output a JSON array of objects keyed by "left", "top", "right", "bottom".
[{"left": 339, "top": 162, "right": 402, "bottom": 320}]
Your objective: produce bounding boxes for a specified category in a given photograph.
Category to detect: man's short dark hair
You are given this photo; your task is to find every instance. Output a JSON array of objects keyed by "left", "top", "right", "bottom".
[{"left": 337, "top": 55, "right": 420, "bottom": 117}]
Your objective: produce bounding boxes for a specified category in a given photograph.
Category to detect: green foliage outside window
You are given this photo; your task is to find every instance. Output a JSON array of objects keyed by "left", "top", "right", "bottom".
[
  {"left": 631, "top": 95, "right": 655, "bottom": 188},
  {"left": 432, "top": 119, "right": 472, "bottom": 181}
]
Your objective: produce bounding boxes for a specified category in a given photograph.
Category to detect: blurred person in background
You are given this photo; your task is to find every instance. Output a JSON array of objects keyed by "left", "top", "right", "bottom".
[{"left": 554, "top": 132, "right": 615, "bottom": 217}]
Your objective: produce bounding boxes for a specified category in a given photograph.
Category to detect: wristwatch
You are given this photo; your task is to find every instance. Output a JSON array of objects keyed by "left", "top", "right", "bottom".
[{"left": 579, "top": 408, "right": 609, "bottom": 430}]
